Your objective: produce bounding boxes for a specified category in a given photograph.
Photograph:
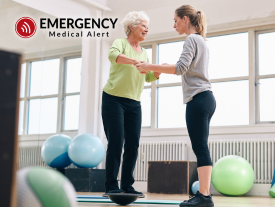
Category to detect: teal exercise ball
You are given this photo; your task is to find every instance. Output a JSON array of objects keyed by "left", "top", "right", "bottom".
[
  {"left": 211, "top": 155, "right": 254, "bottom": 196},
  {"left": 191, "top": 181, "right": 199, "bottom": 194},
  {"left": 41, "top": 134, "right": 72, "bottom": 168},
  {"left": 68, "top": 133, "right": 105, "bottom": 168},
  {"left": 17, "top": 167, "right": 76, "bottom": 207}
]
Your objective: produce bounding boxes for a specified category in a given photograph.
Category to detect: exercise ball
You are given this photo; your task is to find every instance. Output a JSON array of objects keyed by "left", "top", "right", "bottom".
[
  {"left": 68, "top": 133, "right": 105, "bottom": 168},
  {"left": 41, "top": 134, "right": 72, "bottom": 168},
  {"left": 191, "top": 181, "right": 199, "bottom": 194},
  {"left": 17, "top": 167, "right": 76, "bottom": 207},
  {"left": 211, "top": 155, "right": 254, "bottom": 196},
  {"left": 269, "top": 184, "right": 275, "bottom": 198}
]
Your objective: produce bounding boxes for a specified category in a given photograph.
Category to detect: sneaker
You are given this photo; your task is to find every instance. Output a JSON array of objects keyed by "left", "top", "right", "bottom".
[
  {"left": 179, "top": 192, "right": 214, "bottom": 207},
  {"left": 107, "top": 189, "right": 125, "bottom": 194}
]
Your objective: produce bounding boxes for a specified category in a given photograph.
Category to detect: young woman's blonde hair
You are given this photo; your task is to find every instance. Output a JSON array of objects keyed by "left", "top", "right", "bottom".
[{"left": 175, "top": 5, "right": 207, "bottom": 40}]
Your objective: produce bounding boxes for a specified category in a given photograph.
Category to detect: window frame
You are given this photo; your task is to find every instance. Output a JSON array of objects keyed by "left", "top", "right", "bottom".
[
  {"left": 255, "top": 29, "right": 275, "bottom": 124},
  {"left": 140, "top": 24, "right": 275, "bottom": 134},
  {"left": 19, "top": 24, "right": 275, "bottom": 137},
  {"left": 20, "top": 52, "right": 81, "bottom": 136},
  {"left": 142, "top": 46, "right": 153, "bottom": 128},
  {"left": 61, "top": 55, "right": 82, "bottom": 132}
]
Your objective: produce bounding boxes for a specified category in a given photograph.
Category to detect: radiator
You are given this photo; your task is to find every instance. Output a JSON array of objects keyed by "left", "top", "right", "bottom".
[
  {"left": 18, "top": 139, "right": 275, "bottom": 184},
  {"left": 18, "top": 146, "right": 76, "bottom": 170},
  {"left": 208, "top": 139, "right": 275, "bottom": 184},
  {"left": 118, "top": 141, "right": 188, "bottom": 181}
]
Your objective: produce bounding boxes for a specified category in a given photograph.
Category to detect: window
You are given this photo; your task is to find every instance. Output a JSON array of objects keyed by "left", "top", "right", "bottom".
[
  {"left": 28, "top": 97, "right": 58, "bottom": 134},
  {"left": 158, "top": 86, "right": 186, "bottom": 128},
  {"left": 207, "top": 33, "right": 249, "bottom": 79},
  {"left": 18, "top": 55, "right": 82, "bottom": 135},
  {"left": 18, "top": 100, "right": 24, "bottom": 135},
  {"left": 140, "top": 88, "right": 151, "bottom": 127},
  {"left": 27, "top": 59, "right": 60, "bottom": 134},
  {"left": 157, "top": 41, "right": 186, "bottom": 128},
  {"left": 256, "top": 30, "right": 275, "bottom": 123},
  {"left": 206, "top": 33, "right": 249, "bottom": 126},
  {"left": 141, "top": 31, "right": 263, "bottom": 130},
  {"left": 63, "top": 58, "right": 82, "bottom": 130},
  {"left": 158, "top": 41, "right": 183, "bottom": 84},
  {"left": 18, "top": 63, "right": 26, "bottom": 135},
  {"left": 141, "top": 48, "right": 152, "bottom": 127},
  {"left": 211, "top": 80, "right": 249, "bottom": 126}
]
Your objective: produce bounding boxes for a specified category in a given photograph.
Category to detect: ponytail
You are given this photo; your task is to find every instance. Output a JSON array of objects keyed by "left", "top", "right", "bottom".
[{"left": 196, "top": 10, "right": 207, "bottom": 40}]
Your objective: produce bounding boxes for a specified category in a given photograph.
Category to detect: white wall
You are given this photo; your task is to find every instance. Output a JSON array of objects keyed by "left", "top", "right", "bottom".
[{"left": 2, "top": 0, "right": 275, "bottom": 54}]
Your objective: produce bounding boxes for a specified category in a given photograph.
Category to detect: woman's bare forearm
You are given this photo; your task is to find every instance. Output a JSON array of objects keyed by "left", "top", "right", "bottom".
[
  {"left": 147, "top": 64, "right": 176, "bottom": 74},
  {"left": 116, "top": 54, "right": 139, "bottom": 65}
]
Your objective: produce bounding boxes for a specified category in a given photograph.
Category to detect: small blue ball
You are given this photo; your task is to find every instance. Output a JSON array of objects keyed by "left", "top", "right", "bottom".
[
  {"left": 191, "top": 181, "right": 199, "bottom": 194},
  {"left": 41, "top": 134, "right": 72, "bottom": 168},
  {"left": 68, "top": 133, "right": 105, "bottom": 168}
]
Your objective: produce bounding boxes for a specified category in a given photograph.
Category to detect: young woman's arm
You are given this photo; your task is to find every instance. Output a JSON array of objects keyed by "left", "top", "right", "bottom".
[
  {"left": 136, "top": 61, "right": 176, "bottom": 74},
  {"left": 136, "top": 36, "right": 197, "bottom": 75}
]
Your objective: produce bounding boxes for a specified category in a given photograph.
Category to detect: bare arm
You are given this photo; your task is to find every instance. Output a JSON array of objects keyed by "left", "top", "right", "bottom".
[
  {"left": 116, "top": 54, "right": 139, "bottom": 65},
  {"left": 136, "top": 62, "right": 176, "bottom": 74},
  {"left": 116, "top": 55, "right": 161, "bottom": 78}
]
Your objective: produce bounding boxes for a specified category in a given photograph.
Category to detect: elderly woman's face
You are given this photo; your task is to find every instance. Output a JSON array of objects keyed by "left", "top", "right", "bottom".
[{"left": 130, "top": 20, "right": 148, "bottom": 41}]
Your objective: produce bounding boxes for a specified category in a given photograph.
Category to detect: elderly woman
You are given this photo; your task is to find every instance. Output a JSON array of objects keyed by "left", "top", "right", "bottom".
[{"left": 102, "top": 11, "right": 160, "bottom": 195}]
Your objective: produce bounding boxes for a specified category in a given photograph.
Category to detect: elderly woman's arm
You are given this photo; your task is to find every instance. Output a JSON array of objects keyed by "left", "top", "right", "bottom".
[
  {"left": 108, "top": 39, "right": 140, "bottom": 65},
  {"left": 116, "top": 54, "right": 139, "bottom": 65}
]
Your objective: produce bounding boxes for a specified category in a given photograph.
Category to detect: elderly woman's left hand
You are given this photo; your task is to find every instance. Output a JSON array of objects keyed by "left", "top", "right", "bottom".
[{"left": 135, "top": 61, "right": 151, "bottom": 73}]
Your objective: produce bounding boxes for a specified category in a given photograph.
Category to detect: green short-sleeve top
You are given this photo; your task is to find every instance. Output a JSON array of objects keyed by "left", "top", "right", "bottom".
[{"left": 103, "top": 38, "right": 158, "bottom": 101}]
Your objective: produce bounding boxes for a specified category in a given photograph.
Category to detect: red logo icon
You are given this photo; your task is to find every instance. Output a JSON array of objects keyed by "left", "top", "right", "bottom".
[{"left": 15, "top": 17, "right": 37, "bottom": 38}]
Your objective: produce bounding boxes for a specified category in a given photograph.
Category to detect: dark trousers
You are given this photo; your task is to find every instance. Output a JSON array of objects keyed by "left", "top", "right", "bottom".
[
  {"left": 186, "top": 90, "right": 216, "bottom": 168},
  {"left": 101, "top": 91, "right": 141, "bottom": 192}
]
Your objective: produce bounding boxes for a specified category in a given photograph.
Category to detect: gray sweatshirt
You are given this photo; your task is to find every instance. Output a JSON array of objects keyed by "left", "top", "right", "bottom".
[{"left": 175, "top": 33, "right": 212, "bottom": 104}]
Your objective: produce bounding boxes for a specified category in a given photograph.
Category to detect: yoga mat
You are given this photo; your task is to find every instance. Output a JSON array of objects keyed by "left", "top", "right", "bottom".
[
  {"left": 77, "top": 195, "right": 108, "bottom": 199},
  {"left": 77, "top": 198, "right": 182, "bottom": 205}
]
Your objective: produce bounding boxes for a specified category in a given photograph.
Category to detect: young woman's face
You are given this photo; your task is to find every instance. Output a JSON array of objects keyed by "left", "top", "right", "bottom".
[
  {"left": 173, "top": 13, "right": 188, "bottom": 35},
  {"left": 130, "top": 20, "right": 148, "bottom": 41}
]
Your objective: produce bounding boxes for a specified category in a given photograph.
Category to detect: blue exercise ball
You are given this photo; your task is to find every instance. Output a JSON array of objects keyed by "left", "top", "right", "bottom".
[
  {"left": 191, "top": 181, "right": 199, "bottom": 194},
  {"left": 68, "top": 133, "right": 105, "bottom": 168},
  {"left": 41, "top": 134, "right": 72, "bottom": 168}
]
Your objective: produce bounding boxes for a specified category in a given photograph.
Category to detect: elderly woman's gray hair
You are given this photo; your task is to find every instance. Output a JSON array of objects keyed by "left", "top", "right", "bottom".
[{"left": 121, "top": 11, "right": 150, "bottom": 36}]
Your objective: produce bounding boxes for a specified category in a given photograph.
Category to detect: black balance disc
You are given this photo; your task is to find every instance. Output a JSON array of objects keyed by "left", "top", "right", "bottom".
[{"left": 102, "top": 193, "right": 145, "bottom": 205}]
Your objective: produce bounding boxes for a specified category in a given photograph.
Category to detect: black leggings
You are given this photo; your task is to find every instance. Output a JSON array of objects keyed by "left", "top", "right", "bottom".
[
  {"left": 186, "top": 90, "right": 216, "bottom": 168},
  {"left": 101, "top": 91, "right": 141, "bottom": 192}
]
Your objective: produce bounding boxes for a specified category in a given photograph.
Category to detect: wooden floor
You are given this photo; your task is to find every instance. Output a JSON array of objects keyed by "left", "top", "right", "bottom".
[{"left": 77, "top": 192, "right": 275, "bottom": 207}]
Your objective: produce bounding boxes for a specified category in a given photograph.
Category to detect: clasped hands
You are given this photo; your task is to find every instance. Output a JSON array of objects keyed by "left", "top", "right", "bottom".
[
  {"left": 134, "top": 61, "right": 150, "bottom": 74},
  {"left": 134, "top": 61, "right": 168, "bottom": 75}
]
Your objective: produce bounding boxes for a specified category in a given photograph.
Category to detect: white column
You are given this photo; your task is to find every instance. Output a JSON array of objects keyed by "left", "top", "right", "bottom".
[
  {"left": 78, "top": 9, "right": 113, "bottom": 169},
  {"left": 78, "top": 8, "right": 102, "bottom": 136}
]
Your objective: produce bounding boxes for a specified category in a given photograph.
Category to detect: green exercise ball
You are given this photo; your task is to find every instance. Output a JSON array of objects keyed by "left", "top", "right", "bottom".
[{"left": 211, "top": 155, "right": 254, "bottom": 196}]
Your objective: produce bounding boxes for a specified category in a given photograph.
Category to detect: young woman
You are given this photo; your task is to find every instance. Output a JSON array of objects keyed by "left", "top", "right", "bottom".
[{"left": 136, "top": 5, "right": 215, "bottom": 207}]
